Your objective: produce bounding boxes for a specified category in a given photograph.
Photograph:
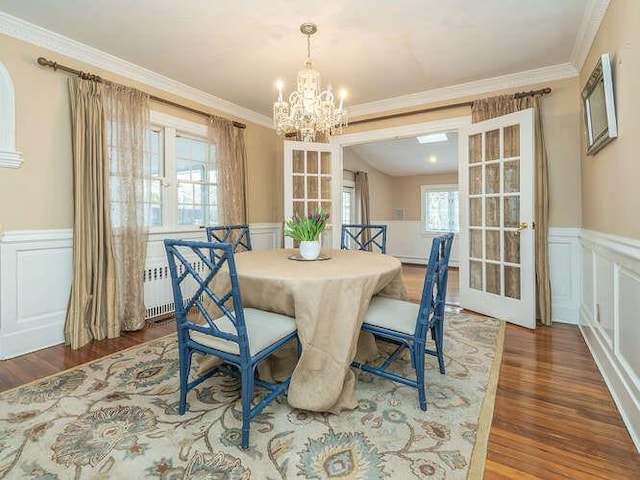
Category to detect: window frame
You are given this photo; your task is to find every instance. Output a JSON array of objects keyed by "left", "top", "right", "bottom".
[{"left": 420, "top": 183, "right": 460, "bottom": 235}]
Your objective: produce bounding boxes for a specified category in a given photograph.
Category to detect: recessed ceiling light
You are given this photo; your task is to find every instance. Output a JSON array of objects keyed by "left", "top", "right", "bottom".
[
  {"left": 417, "top": 133, "right": 448, "bottom": 144},
  {"left": 429, "top": 156, "right": 437, "bottom": 163}
]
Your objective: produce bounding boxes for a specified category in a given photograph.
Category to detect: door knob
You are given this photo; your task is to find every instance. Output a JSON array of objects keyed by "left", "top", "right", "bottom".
[{"left": 514, "top": 222, "right": 529, "bottom": 236}]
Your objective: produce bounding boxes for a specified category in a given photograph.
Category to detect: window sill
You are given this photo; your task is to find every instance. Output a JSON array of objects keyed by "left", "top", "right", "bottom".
[
  {"left": 422, "top": 230, "right": 459, "bottom": 236},
  {"left": 147, "top": 227, "right": 206, "bottom": 240}
]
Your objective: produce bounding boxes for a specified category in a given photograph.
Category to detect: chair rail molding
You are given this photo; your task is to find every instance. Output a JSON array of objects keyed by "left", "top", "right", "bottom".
[
  {"left": 0, "top": 60, "right": 23, "bottom": 168},
  {"left": 580, "top": 228, "right": 640, "bottom": 452}
]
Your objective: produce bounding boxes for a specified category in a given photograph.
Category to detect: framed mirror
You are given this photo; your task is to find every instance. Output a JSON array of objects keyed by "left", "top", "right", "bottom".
[{"left": 582, "top": 53, "right": 617, "bottom": 155}]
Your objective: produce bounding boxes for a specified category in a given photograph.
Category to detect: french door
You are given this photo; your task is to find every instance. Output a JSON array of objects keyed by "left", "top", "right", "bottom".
[
  {"left": 459, "top": 109, "right": 536, "bottom": 329},
  {"left": 283, "top": 141, "right": 341, "bottom": 249}
]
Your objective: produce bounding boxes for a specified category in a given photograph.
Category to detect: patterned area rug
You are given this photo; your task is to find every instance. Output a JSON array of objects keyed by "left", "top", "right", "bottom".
[{"left": 0, "top": 311, "right": 503, "bottom": 479}]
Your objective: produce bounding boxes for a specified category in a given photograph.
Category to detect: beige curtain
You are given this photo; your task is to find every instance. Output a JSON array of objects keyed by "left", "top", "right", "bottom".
[
  {"left": 472, "top": 94, "right": 552, "bottom": 326},
  {"left": 66, "top": 77, "right": 118, "bottom": 349},
  {"left": 106, "top": 85, "right": 149, "bottom": 331},
  {"left": 355, "top": 171, "right": 371, "bottom": 249},
  {"left": 209, "top": 117, "right": 248, "bottom": 224},
  {"left": 65, "top": 77, "right": 149, "bottom": 349}
]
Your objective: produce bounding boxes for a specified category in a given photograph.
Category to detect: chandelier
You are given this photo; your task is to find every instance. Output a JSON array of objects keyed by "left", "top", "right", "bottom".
[{"left": 273, "top": 23, "right": 348, "bottom": 142}]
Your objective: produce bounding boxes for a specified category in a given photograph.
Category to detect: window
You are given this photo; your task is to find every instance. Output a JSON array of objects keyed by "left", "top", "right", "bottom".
[
  {"left": 110, "top": 111, "right": 220, "bottom": 231},
  {"left": 175, "top": 135, "right": 218, "bottom": 226},
  {"left": 421, "top": 184, "right": 459, "bottom": 233},
  {"left": 342, "top": 180, "right": 355, "bottom": 224}
]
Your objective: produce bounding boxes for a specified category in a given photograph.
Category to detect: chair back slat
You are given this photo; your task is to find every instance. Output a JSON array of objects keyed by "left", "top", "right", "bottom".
[
  {"left": 205, "top": 225, "right": 252, "bottom": 253},
  {"left": 164, "top": 239, "right": 250, "bottom": 357},
  {"left": 416, "top": 233, "right": 455, "bottom": 338},
  {"left": 341, "top": 224, "right": 388, "bottom": 253}
]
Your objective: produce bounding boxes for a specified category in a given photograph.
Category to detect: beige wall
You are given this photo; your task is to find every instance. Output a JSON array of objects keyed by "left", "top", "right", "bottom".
[
  {"left": 580, "top": 0, "right": 640, "bottom": 239},
  {"left": 0, "top": 33, "right": 281, "bottom": 232},
  {"left": 390, "top": 172, "right": 459, "bottom": 221},
  {"left": 1, "top": 30, "right": 587, "bottom": 232},
  {"left": 343, "top": 147, "right": 394, "bottom": 220},
  {"left": 345, "top": 77, "right": 583, "bottom": 229}
]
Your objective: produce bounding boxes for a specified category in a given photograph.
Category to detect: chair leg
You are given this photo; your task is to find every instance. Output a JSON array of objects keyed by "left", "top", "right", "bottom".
[
  {"left": 178, "top": 344, "right": 192, "bottom": 415},
  {"left": 432, "top": 323, "right": 446, "bottom": 375},
  {"left": 414, "top": 343, "right": 427, "bottom": 411},
  {"left": 240, "top": 366, "right": 255, "bottom": 450}
]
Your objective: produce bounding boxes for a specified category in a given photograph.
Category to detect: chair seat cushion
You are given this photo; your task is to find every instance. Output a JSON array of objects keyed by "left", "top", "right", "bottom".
[
  {"left": 364, "top": 296, "right": 418, "bottom": 335},
  {"left": 191, "top": 308, "right": 296, "bottom": 356}
]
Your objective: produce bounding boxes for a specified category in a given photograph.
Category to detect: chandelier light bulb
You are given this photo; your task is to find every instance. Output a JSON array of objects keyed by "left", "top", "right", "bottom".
[
  {"left": 339, "top": 89, "right": 347, "bottom": 110},
  {"left": 276, "top": 80, "right": 284, "bottom": 102},
  {"left": 272, "top": 23, "right": 348, "bottom": 142}
]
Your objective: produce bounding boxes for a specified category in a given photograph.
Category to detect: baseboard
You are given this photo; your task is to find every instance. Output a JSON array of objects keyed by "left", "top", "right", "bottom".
[
  {"left": 395, "top": 254, "right": 460, "bottom": 268},
  {"left": 0, "top": 320, "right": 65, "bottom": 359}
]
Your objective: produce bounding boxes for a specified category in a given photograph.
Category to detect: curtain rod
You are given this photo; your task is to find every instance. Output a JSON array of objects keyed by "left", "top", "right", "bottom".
[
  {"left": 348, "top": 87, "right": 552, "bottom": 127},
  {"left": 36, "top": 57, "right": 247, "bottom": 129}
]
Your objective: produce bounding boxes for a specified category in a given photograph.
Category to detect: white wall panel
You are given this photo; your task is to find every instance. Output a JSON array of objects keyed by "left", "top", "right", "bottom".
[
  {"left": 549, "top": 228, "right": 581, "bottom": 324},
  {"left": 580, "top": 229, "right": 640, "bottom": 452},
  {"left": 383, "top": 220, "right": 460, "bottom": 266},
  {"left": 0, "top": 230, "right": 72, "bottom": 358},
  {"left": 594, "top": 251, "right": 614, "bottom": 347},
  {"left": 617, "top": 267, "right": 640, "bottom": 392}
]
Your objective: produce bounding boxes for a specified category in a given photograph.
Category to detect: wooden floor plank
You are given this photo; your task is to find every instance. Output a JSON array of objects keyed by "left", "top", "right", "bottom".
[{"left": 0, "top": 265, "right": 638, "bottom": 478}]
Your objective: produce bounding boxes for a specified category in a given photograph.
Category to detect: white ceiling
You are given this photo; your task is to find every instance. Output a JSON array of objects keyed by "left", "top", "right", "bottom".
[
  {"left": 348, "top": 132, "right": 459, "bottom": 176},
  {"left": 0, "top": 0, "right": 598, "bottom": 121},
  {"left": 1, "top": 1, "right": 606, "bottom": 177}
]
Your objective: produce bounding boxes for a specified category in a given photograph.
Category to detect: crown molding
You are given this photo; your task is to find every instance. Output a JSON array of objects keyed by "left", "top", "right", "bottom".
[
  {"left": 570, "top": 0, "right": 611, "bottom": 71},
  {"left": 0, "top": 12, "right": 273, "bottom": 128},
  {"left": 348, "top": 63, "right": 578, "bottom": 119}
]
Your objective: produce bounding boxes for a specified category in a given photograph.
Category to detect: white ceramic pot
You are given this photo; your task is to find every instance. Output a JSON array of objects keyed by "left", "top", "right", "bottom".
[{"left": 299, "top": 240, "right": 321, "bottom": 260}]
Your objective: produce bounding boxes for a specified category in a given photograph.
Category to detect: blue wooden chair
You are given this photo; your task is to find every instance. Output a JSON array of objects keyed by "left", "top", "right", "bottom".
[
  {"left": 164, "top": 239, "right": 297, "bottom": 449},
  {"left": 205, "top": 225, "right": 252, "bottom": 252},
  {"left": 341, "top": 224, "right": 388, "bottom": 253},
  {"left": 352, "top": 233, "right": 454, "bottom": 410}
]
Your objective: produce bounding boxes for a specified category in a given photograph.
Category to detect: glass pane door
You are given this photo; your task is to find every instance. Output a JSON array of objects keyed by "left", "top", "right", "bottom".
[
  {"left": 461, "top": 109, "right": 535, "bottom": 328},
  {"left": 284, "top": 141, "right": 340, "bottom": 248}
]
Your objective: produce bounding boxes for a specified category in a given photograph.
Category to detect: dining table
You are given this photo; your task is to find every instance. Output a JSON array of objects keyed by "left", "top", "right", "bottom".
[{"left": 217, "top": 247, "right": 407, "bottom": 413}]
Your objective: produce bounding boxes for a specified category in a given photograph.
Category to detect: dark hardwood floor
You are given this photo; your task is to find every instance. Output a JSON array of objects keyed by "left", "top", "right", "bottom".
[{"left": 1, "top": 265, "right": 638, "bottom": 478}]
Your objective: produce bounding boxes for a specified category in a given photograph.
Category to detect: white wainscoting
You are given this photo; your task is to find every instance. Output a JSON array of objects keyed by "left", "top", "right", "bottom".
[
  {"left": 580, "top": 229, "right": 640, "bottom": 452},
  {"left": 0, "top": 230, "right": 72, "bottom": 359},
  {"left": 383, "top": 220, "right": 460, "bottom": 267},
  {"left": 549, "top": 227, "right": 581, "bottom": 324},
  {"left": 0, "top": 223, "right": 282, "bottom": 359}
]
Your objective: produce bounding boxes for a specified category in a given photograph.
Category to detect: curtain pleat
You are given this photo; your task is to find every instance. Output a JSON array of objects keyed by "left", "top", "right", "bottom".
[
  {"left": 471, "top": 94, "right": 552, "bottom": 326},
  {"left": 209, "top": 117, "right": 247, "bottom": 225},
  {"left": 65, "top": 78, "right": 118, "bottom": 349}
]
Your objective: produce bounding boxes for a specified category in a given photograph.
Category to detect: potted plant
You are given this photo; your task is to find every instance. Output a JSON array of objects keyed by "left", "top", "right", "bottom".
[{"left": 284, "top": 208, "right": 329, "bottom": 260}]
